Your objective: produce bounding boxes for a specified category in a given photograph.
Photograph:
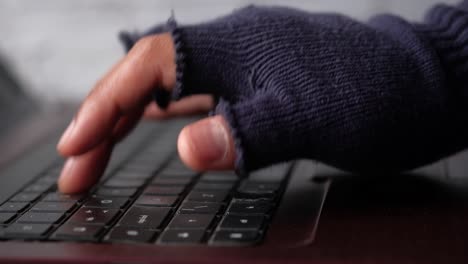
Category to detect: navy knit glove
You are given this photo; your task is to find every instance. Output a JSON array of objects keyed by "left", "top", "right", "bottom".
[{"left": 121, "top": 3, "right": 468, "bottom": 174}]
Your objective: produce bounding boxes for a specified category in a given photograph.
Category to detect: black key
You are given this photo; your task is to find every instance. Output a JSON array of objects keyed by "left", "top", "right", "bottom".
[
  {"left": 95, "top": 188, "right": 138, "bottom": 197},
  {"left": 83, "top": 197, "right": 128, "bottom": 209},
  {"left": 237, "top": 181, "right": 281, "bottom": 197},
  {"left": 23, "top": 183, "right": 51, "bottom": 193},
  {"left": 53, "top": 223, "right": 103, "bottom": 241},
  {"left": 179, "top": 202, "right": 222, "bottom": 214},
  {"left": 0, "top": 202, "right": 29, "bottom": 213},
  {"left": 219, "top": 215, "right": 264, "bottom": 230},
  {"left": 105, "top": 226, "right": 157, "bottom": 243},
  {"left": 248, "top": 163, "right": 291, "bottom": 182},
  {"left": 227, "top": 200, "right": 273, "bottom": 215},
  {"left": 119, "top": 206, "right": 171, "bottom": 228},
  {"left": 35, "top": 175, "right": 58, "bottom": 185},
  {"left": 193, "top": 182, "right": 234, "bottom": 191},
  {"left": 9, "top": 192, "right": 41, "bottom": 202},
  {"left": 159, "top": 170, "right": 197, "bottom": 178},
  {"left": 42, "top": 192, "right": 83, "bottom": 203},
  {"left": 68, "top": 208, "right": 119, "bottom": 225},
  {"left": 17, "top": 212, "right": 64, "bottom": 224},
  {"left": 31, "top": 202, "right": 75, "bottom": 212},
  {"left": 159, "top": 229, "right": 205, "bottom": 244},
  {"left": 143, "top": 186, "right": 185, "bottom": 196},
  {"left": 151, "top": 177, "right": 192, "bottom": 186},
  {"left": 0, "top": 213, "right": 16, "bottom": 224},
  {"left": 199, "top": 172, "right": 238, "bottom": 182},
  {"left": 167, "top": 214, "right": 215, "bottom": 230},
  {"left": 186, "top": 190, "right": 229, "bottom": 203},
  {"left": 210, "top": 230, "right": 260, "bottom": 245},
  {"left": 112, "top": 170, "right": 151, "bottom": 180},
  {"left": 103, "top": 178, "right": 145, "bottom": 188},
  {"left": 3, "top": 223, "right": 52, "bottom": 238},
  {"left": 135, "top": 195, "right": 178, "bottom": 207}
]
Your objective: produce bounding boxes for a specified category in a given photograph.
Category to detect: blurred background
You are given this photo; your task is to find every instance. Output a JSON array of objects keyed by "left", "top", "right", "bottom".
[{"left": 0, "top": 0, "right": 459, "bottom": 102}]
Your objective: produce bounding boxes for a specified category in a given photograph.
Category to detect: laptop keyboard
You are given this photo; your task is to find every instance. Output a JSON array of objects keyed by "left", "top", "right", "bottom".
[{"left": 0, "top": 120, "right": 292, "bottom": 246}]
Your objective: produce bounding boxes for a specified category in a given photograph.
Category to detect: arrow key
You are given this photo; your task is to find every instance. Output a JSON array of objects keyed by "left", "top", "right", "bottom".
[
  {"left": 159, "top": 229, "right": 206, "bottom": 244},
  {"left": 67, "top": 207, "right": 119, "bottom": 225}
]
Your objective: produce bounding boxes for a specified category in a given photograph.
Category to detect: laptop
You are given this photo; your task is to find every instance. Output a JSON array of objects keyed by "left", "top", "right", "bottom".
[{"left": 0, "top": 54, "right": 468, "bottom": 264}]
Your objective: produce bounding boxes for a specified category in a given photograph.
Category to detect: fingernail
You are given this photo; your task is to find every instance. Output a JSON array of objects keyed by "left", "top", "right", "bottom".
[
  {"left": 58, "top": 119, "right": 76, "bottom": 147},
  {"left": 191, "top": 119, "right": 229, "bottom": 164}
]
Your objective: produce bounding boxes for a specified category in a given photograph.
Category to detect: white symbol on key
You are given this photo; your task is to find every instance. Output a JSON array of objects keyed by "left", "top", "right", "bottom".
[
  {"left": 73, "top": 227, "right": 87, "bottom": 233},
  {"left": 101, "top": 200, "right": 112, "bottom": 204},
  {"left": 127, "top": 230, "right": 139, "bottom": 236},
  {"left": 22, "top": 225, "right": 33, "bottom": 231},
  {"left": 138, "top": 215, "right": 148, "bottom": 224},
  {"left": 230, "top": 233, "right": 243, "bottom": 239},
  {"left": 102, "top": 210, "right": 109, "bottom": 214},
  {"left": 202, "top": 194, "right": 214, "bottom": 198},
  {"left": 188, "top": 219, "right": 197, "bottom": 223},
  {"left": 86, "top": 217, "right": 95, "bottom": 222},
  {"left": 246, "top": 206, "right": 255, "bottom": 210},
  {"left": 85, "top": 210, "right": 92, "bottom": 214},
  {"left": 240, "top": 219, "right": 248, "bottom": 224},
  {"left": 177, "top": 232, "right": 190, "bottom": 238}
]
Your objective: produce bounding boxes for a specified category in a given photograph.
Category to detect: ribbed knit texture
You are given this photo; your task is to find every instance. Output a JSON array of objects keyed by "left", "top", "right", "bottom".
[{"left": 121, "top": 2, "right": 468, "bottom": 174}]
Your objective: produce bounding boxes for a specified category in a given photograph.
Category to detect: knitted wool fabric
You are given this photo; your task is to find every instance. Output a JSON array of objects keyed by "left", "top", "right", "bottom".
[{"left": 120, "top": 2, "right": 468, "bottom": 174}]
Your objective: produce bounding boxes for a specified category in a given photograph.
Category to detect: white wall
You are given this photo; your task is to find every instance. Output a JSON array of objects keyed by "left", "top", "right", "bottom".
[{"left": 0, "top": 0, "right": 460, "bottom": 101}]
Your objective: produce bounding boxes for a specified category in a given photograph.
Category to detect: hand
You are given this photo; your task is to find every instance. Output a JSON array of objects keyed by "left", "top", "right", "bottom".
[{"left": 57, "top": 33, "right": 236, "bottom": 194}]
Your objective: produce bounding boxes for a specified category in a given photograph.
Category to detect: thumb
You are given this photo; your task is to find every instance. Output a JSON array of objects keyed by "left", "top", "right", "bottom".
[{"left": 177, "top": 115, "right": 236, "bottom": 171}]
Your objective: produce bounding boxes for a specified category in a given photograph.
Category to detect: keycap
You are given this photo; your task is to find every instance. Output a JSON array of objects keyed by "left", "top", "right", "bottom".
[
  {"left": 42, "top": 192, "right": 83, "bottom": 203},
  {"left": 119, "top": 206, "right": 171, "bottom": 228},
  {"left": 35, "top": 175, "right": 58, "bottom": 185},
  {"left": 0, "top": 202, "right": 29, "bottom": 213},
  {"left": 0, "top": 213, "right": 16, "bottom": 224},
  {"left": 143, "top": 186, "right": 185, "bottom": 195},
  {"left": 186, "top": 190, "right": 229, "bottom": 203},
  {"left": 151, "top": 177, "right": 192, "bottom": 186},
  {"left": 103, "top": 178, "right": 145, "bottom": 188},
  {"left": 31, "top": 201, "right": 75, "bottom": 212},
  {"left": 199, "top": 172, "right": 238, "bottom": 182},
  {"left": 167, "top": 214, "right": 215, "bottom": 230},
  {"left": 9, "top": 192, "right": 41, "bottom": 202},
  {"left": 193, "top": 182, "right": 234, "bottom": 191},
  {"left": 237, "top": 181, "right": 281, "bottom": 197},
  {"left": 17, "top": 212, "right": 64, "bottom": 223},
  {"left": 104, "top": 226, "right": 157, "bottom": 243},
  {"left": 210, "top": 230, "right": 260, "bottom": 245},
  {"left": 83, "top": 197, "right": 128, "bottom": 209},
  {"left": 219, "top": 215, "right": 264, "bottom": 230},
  {"left": 159, "top": 170, "right": 197, "bottom": 178},
  {"left": 159, "top": 229, "right": 205, "bottom": 244},
  {"left": 95, "top": 188, "right": 138, "bottom": 197},
  {"left": 3, "top": 223, "right": 52, "bottom": 238},
  {"left": 53, "top": 223, "right": 103, "bottom": 241},
  {"left": 135, "top": 195, "right": 178, "bottom": 207},
  {"left": 112, "top": 170, "right": 151, "bottom": 180},
  {"left": 67, "top": 208, "right": 119, "bottom": 225},
  {"left": 179, "top": 202, "right": 222, "bottom": 214},
  {"left": 23, "top": 183, "right": 51, "bottom": 193},
  {"left": 227, "top": 200, "right": 272, "bottom": 215},
  {"left": 248, "top": 163, "right": 291, "bottom": 182}
]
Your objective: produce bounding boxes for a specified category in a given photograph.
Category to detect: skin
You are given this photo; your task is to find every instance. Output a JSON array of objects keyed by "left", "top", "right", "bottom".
[{"left": 57, "top": 33, "right": 236, "bottom": 194}]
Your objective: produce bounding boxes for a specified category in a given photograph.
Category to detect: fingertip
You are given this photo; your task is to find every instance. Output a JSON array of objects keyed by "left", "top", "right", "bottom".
[{"left": 177, "top": 115, "right": 236, "bottom": 171}]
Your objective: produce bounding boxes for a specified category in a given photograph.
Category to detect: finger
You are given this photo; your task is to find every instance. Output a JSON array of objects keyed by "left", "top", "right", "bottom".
[
  {"left": 58, "top": 140, "right": 112, "bottom": 194},
  {"left": 177, "top": 115, "right": 235, "bottom": 171},
  {"left": 57, "top": 33, "right": 176, "bottom": 156},
  {"left": 112, "top": 107, "right": 145, "bottom": 142},
  {"left": 144, "top": 95, "right": 214, "bottom": 120}
]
